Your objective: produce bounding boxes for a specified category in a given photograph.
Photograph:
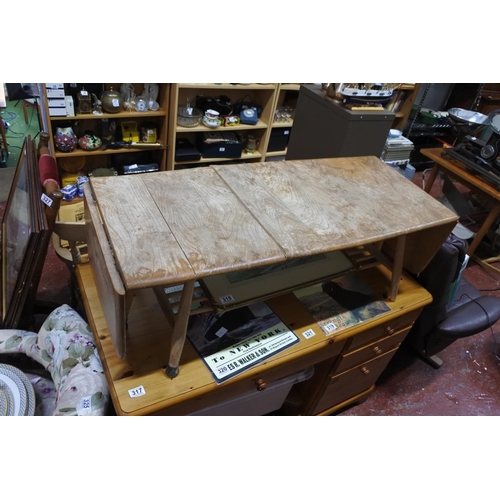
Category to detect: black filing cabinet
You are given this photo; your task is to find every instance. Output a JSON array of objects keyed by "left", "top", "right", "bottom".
[{"left": 286, "top": 84, "right": 395, "bottom": 160}]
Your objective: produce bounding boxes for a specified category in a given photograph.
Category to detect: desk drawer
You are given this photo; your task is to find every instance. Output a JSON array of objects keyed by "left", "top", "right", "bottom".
[
  {"left": 155, "top": 337, "right": 348, "bottom": 415},
  {"left": 313, "top": 348, "right": 398, "bottom": 415},
  {"left": 346, "top": 309, "right": 421, "bottom": 352},
  {"left": 335, "top": 327, "right": 409, "bottom": 374}
]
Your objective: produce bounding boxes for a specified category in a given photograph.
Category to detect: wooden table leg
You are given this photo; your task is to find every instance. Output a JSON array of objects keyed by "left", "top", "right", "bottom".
[
  {"left": 466, "top": 203, "right": 500, "bottom": 256},
  {"left": 389, "top": 235, "right": 406, "bottom": 301},
  {"left": 166, "top": 279, "right": 195, "bottom": 378},
  {"left": 0, "top": 117, "right": 8, "bottom": 156},
  {"left": 423, "top": 163, "right": 440, "bottom": 194},
  {"left": 153, "top": 286, "right": 176, "bottom": 328},
  {"left": 471, "top": 254, "right": 500, "bottom": 274}
]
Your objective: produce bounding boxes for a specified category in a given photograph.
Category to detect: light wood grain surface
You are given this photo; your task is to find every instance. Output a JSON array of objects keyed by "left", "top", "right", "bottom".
[
  {"left": 88, "top": 175, "right": 196, "bottom": 290},
  {"left": 84, "top": 184, "right": 128, "bottom": 358},
  {"left": 88, "top": 157, "right": 457, "bottom": 291},
  {"left": 141, "top": 168, "right": 285, "bottom": 277},
  {"left": 213, "top": 157, "right": 457, "bottom": 259}
]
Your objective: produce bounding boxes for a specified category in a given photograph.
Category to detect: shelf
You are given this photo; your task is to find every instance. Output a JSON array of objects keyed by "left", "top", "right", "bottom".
[
  {"left": 280, "top": 84, "right": 301, "bottom": 91},
  {"left": 54, "top": 144, "right": 165, "bottom": 158},
  {"left": 50, "top": 109, "right": 167, "bottom": 121},
  {"left": 176, "top": 119, "right": 269, "bottom": 133},
  {"left": 272, "top": 120, "right": 294, "bottom": 128},
  {"left": 168, "top": 83, "right": 298, "bottom": 169},
  {"left": 266, "top": 149, "right": 287, "bottom": 157},
  {"left": 178, "top": 84, "right": 277, "bottom": 90},
  {"left": 42, "top": 83, "right": 170, "bottom": 171},
  {"left": 175, "top": 151, "right": 262, "bottom": 166}
]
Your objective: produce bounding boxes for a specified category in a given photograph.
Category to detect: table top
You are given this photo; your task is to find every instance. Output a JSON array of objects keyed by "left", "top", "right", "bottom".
[
  {"left": 421, "top": 147, "right": 500, "bottom": 202},
  {"left": 88, "top": 156, "right": 457, "bottom": 291}
]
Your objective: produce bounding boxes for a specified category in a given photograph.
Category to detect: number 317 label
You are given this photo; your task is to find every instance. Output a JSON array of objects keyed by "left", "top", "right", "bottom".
[{"left": 128, "top": 385, "right": 146, "bottom": 398}]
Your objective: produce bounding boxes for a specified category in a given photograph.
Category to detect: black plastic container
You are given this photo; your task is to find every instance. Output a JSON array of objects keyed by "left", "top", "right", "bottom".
[{"left": 268, "top": 128, "right": 291, "bottom": 152}]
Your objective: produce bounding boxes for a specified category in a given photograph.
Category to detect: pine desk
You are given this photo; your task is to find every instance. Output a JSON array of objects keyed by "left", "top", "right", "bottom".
[
  {"left": 83, "top": 157, "right": 457, "bottom": 380},
  {"left": 77, "top": 263, "right": 432, "bottom": 416}
]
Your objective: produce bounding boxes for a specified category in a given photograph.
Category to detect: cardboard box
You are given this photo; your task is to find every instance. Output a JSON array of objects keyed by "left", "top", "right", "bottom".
[
  {"left": 49, "top": 107, "right": 67, "bottom": 117},
  {"left": 45, "top": 83, "right": 64, "bottom": 90},
  {"left": 61, "top": 172, "right": 80, "bottom": 187},
  {"left": 58, "top": 200, "right": 85, "bottom": 223},
  {"left": 48, "top": 98, "right": 66, "bottom": 108},
  {"left": 65, "top": 96, "right": 75, "bottom": 117},
  {"left": 57, "top": 200, "right": 85, "bottom": 248},
  {"left": 46, "top": 88, "right": 65, "bottom": 99}
]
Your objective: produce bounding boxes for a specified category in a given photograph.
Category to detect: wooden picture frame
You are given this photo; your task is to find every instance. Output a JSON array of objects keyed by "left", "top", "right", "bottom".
[
  {"left": 1, "top": 137, "right": 45, "bottom": 328},
  {"left": 202, "top": 250, "right": 355, "bottom": 309}
]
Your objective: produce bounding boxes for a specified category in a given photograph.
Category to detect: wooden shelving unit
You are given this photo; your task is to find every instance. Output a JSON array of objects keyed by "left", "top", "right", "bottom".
[
  {"left": 389, "top": 83, "right": 422, "bottom": 131},
  {"left": 41, "top": 83, "right": 170, "bottom": 174},
  {"left": 266, "top": 83, "right": 300, "bottom": 158},
  {"left": 167, "top": 83, "right": 301, "bottom": 170}
]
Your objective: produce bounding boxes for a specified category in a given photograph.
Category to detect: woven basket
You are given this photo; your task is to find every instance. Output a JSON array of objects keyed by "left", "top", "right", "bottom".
[{"left": 58, "top": 156, "right": 86, "bottom": 174}]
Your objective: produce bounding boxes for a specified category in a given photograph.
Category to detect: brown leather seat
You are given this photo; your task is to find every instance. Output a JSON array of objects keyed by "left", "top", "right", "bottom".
[{"left": 405, "top": 234, "right": 500, "bottom": 368}]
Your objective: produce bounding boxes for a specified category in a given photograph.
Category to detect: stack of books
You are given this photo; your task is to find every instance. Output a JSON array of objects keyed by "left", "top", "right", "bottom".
[{"left": 380, "top": 135, "right": 414, "bottom": 162}]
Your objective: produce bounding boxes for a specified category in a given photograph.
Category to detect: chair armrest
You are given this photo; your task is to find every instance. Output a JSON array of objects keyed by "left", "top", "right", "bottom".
[{"left": 434, "top": 296, "right": 500, "bottom": 339}]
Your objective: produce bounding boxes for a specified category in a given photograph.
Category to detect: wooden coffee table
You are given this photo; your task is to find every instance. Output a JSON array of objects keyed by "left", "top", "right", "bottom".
[{"left": 84, "top": 156, "right": 457, "bottom": 378}]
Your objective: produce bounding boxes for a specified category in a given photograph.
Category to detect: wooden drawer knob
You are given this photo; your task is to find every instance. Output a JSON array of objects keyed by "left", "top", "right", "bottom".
[
  {"left": 385, "top": 326, "right": 395, "bottom": 336},
  {"left": 255, "top": 378, "right": 267, "bottom": 391},
  {"left": 360, "top": 367, "right": 370, "bottom": 376},
  {"left": 373, "top": 346, "right": 382, "bottom": 355}
]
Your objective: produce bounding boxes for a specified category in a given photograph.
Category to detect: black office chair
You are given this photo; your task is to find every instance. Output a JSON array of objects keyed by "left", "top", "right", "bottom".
[{"left": 405, "top": 234, "right": 500, "bottom": 368}]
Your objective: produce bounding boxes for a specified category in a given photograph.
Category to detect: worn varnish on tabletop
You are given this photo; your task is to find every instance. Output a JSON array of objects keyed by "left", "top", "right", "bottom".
[
  {"left": 89, "top": 157, "right": 457, "bottom": 289},
  {"left": 84, "top": 156, "right": 458, "bottom": 368},
  {"left": 141, "top": 168, "right": 285, "bottom": 277},
  {"left": 213, "top": 157, "right": 458, "bottom": 273},
  {"left": 88, "top": 169, "right": 286, "bottom": 291}
]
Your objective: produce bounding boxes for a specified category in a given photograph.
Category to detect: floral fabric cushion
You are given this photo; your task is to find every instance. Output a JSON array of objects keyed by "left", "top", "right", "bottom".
[
  {"left": 0, "top": 304, "right": 109, "bottom": 416},
  {"left": 26, "top": 372, "right": 57, "bottom": 416}
]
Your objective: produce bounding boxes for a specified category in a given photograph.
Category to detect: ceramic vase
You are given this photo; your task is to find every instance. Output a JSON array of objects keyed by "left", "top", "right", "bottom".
[
  {"left": 78, "top": 131, "right": 102, "bottom": 151},
  {"left": 54, "top": 126, "right": 78, "bottom": 153}
]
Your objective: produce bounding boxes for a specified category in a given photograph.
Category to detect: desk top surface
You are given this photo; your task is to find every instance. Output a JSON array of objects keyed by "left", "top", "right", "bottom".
[{"left": 88, "top": 156, "right": 457, "bottom": 290}]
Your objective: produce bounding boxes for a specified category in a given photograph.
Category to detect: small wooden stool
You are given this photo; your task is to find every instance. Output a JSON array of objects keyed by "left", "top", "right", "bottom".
[{"left": 22, "top": 99, "right": 39, "bottom": 124}]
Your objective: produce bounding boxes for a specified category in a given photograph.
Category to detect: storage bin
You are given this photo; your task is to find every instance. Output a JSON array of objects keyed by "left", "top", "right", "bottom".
[
  {"left": 175, "top": 138, "right": 201, "bottom": 162},
  {"left": 197, "top": 131, "right": 243, "bottom": 159},
  {"left": 189, "top": 366, "right": 314, "bottom": 416},
  {"left": 268, "top": 127, "right": 291, "bottom": 152}
]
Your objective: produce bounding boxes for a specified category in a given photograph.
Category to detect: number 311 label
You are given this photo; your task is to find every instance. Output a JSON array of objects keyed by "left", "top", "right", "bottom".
[{"left": 128, "top": 385, "right": 146, "bottom": 398}]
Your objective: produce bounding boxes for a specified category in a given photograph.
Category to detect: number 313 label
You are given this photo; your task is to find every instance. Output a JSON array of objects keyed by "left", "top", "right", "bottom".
[{"left": 128, "top": 385, "right": 146, "bottom": 398}]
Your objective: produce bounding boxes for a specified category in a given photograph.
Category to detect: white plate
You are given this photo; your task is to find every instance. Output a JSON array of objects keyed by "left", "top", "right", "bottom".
[
  {"left": 0, "top": 364, "right": 36, "bottom": 416},
  {"left": 0, "top": 371, "right": 22, "bottom": 416},
  {"left": 0, "top": 383, "right": 15, "bottom": 416}
]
